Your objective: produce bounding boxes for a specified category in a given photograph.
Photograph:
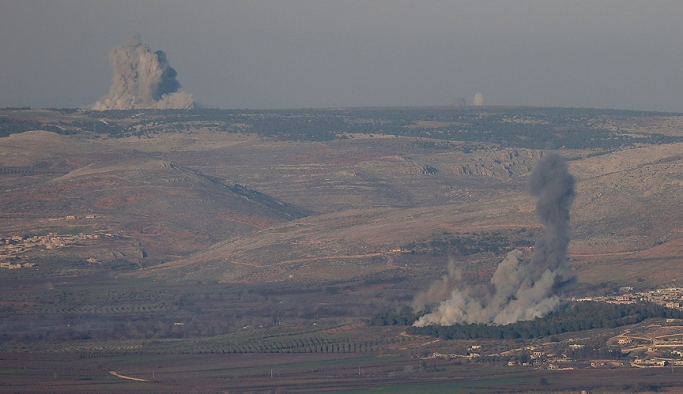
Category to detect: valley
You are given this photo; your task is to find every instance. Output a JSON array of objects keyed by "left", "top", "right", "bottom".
[{"left": 2, "top": 106, "right": 683, "bottom": 392}]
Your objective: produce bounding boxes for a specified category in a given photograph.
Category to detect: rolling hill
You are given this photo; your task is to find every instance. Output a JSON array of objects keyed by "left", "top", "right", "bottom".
[{"left": 1, "top": 108, "right": 683, "bottom": 288}]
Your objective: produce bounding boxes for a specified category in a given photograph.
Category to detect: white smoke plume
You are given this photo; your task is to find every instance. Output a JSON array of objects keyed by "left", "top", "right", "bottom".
[
  {"left": 473, "top": 93, "right": 484, "bottom": 106},
  {"left": 413, "top": 153, "right": 575, "bottom": 326},
  {"left": 92, "top": 35, "right": 194, "bottom": 110}
]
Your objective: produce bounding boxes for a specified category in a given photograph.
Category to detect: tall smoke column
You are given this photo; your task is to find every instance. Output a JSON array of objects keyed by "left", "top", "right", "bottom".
[
  {"left": 92, "top": 35, "right": 194, "bottom": 110},
  {"left": 526, "top": 153, "right": 575, "bottom": 286},
  {"left": 413, "top": 153, "right": 575, "bottom": 326}
]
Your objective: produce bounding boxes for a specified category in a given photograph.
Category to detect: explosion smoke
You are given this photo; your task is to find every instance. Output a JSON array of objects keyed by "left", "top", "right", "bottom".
[
  {"left": 413, "top": 153, "right": 575, "bottom": 326},
  {"left": 92, "top": 35, "right": 194, "bottom": 110},
  {"left": 473, "top": 93, "right": 484, "bottom": 106}
]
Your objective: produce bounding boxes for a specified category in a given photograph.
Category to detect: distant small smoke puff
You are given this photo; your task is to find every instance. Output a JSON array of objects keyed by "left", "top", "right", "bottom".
[
  {"left": 413, "top": 153, "right": 575, "bottom": 326},
  {"left": 92, "top": 35, "right": 194, "bottom": 110},
  {"left": 473, "top": 93, "right": 484, "bottom": 106},
  {"left": 451, "top": 97, "right": 467, "bottom": 107}
]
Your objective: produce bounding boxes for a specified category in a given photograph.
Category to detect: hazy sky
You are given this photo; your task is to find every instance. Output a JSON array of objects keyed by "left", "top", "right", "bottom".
[{"left": 2, "top": 1, "right": 683, "bottom": 111}]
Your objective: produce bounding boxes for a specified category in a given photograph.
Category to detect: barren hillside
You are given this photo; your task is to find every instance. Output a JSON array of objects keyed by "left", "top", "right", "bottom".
[{"left": 1, "top": 107, "right": 682, "bottom": 288}]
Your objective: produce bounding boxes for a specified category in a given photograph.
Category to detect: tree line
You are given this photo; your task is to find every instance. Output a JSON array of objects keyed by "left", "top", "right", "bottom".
[{"left": 373, "top": 302, "right": 683, "bottom": 340}]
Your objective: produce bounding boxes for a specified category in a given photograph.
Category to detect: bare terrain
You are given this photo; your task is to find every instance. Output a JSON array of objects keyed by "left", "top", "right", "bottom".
[{"left": 2, "top": 106, "right": 683, "bottom": 392}]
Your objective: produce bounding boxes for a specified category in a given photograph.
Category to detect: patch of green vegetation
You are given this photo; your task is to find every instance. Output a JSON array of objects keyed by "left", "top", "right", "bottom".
[
  {"left": 371, "top": 306, "right": 421, "bottom": 326},
  {"left": 0, "top": 117, "right": 63, "bottom": 137},
  {"left": 403, "top": 229, "right": 536, "bottom": 258},
  {"left": 0, "top": 368, "right": 23, "bottom": 373}
]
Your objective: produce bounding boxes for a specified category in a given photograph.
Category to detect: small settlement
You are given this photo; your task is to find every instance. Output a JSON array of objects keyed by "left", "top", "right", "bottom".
[{"left": 0, "top": 221, "right": 109, "bottom": 269}]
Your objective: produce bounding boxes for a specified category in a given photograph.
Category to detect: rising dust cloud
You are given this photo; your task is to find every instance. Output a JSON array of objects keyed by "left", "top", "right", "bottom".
[
  {"left": 413, "top": 153, "right": 576, "bottom": 326},
  {"left": 92, "top": 35, "right": 194, "bottom": 110},
  {"left": 473, "top": 93, "right": 484, "bottom": 106}
]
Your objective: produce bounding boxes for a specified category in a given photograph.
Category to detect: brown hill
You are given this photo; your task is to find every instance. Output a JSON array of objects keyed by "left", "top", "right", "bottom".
[
  {"left": 3, "top": 111, "right": 683, "bottom": 288},
  {"left": 143, "top": 139, "right": 683, "bottom": 288},
  {"left": 0, "top": 132, "right": 308, "bottom": 266}
]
